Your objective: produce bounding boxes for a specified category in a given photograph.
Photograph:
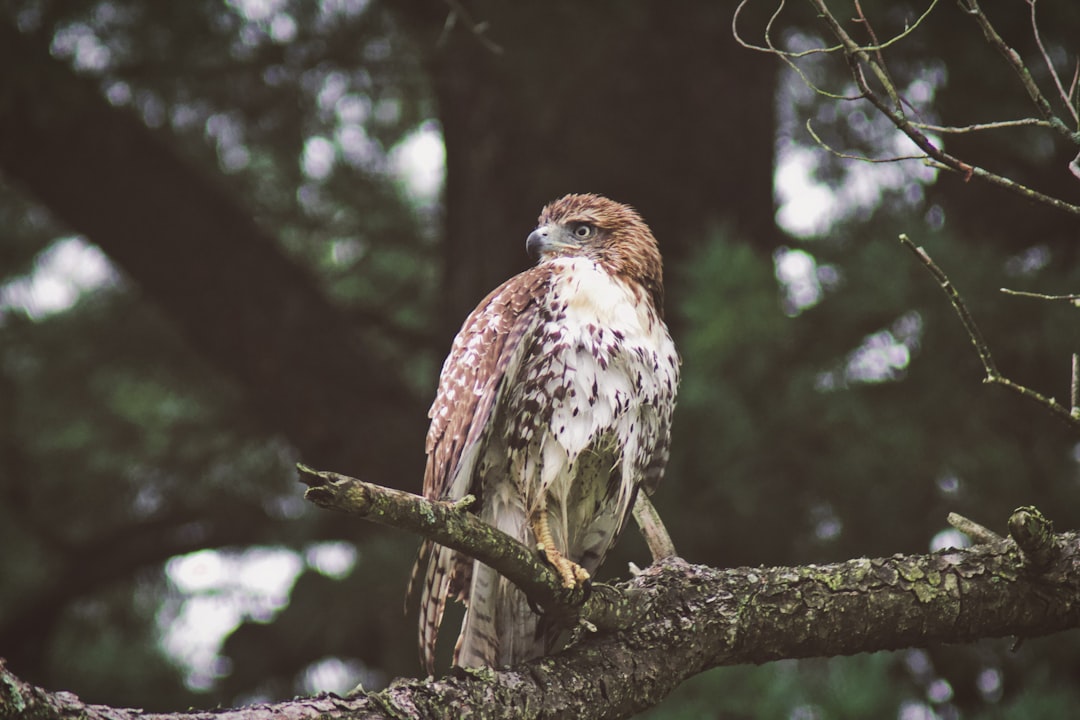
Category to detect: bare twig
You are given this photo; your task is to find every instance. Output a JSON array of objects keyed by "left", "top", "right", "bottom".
[
  {"left": 732, "top": 0, "right": 864, "bottom": 101},
  {"left": 742, "top": 0, "right": 1080, "bottom": 214},
  {"left": 911, "top": 118, "right": 1053, "bottom": 133},
  {"left": 805, "top": 0, "right": 1080, "bottom": 215},
  {"left": 1072, "top": 353, "right": 1079, "bottom": 417},
  {"left": 1000, "top": 288, "right": 1080, "bottom": 303},
  {"left": 1069, "top": 59, "right": 1080, "bottom": 106},
  {"left": 807, "top": 119, "right": 929, "bottom": 163},
  {"left": 948, "top": 511, "right": 1005, "bottom": 545},
  {"left": 1025, "top": 0, "right": 1080, "bottom": 126},
  {"left": 438, "top": 0, "right": 504, "bottom": 55},
  {"left": 897, "top": 234, "right": 998, "bottom": 374},
  {"left": 959, "top": 0, "right": 1080, "bottom": 145},
  {"left": 898, "top": 234, "right": 1080, "bottom": 429},
  {"left": 853, "top": 0, "right": 901, "bottom": 112},
  {"left": 733, "top": 0, "right": 941, "bottom": 57}
]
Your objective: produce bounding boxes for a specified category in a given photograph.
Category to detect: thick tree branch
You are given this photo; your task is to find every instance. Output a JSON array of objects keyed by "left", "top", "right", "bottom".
[
  {"left": 5, "top": 506, "right": 1080, "bottom": 719},
  {"left": 296, "top": 465, "right": 629, "bottom": 629}
]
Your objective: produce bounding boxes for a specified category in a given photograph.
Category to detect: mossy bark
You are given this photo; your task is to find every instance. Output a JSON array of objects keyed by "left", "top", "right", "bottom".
[{"left": 4, "top": 518, "right": 1080, "bottom": 720}]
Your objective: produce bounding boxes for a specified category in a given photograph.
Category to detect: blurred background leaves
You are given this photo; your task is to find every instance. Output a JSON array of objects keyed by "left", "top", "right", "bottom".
[{"left": 1, "top": 0, "right": 1078, "bottom": 716}]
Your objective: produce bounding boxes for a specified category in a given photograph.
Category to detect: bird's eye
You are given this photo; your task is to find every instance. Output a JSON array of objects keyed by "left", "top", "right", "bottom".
[{"left": 573, "top": 223, "right": 595, "bottom": 239}]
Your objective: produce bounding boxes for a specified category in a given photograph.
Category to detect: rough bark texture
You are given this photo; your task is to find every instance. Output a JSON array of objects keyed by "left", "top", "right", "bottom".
[
  {"left": 4, "top": 525, "right": 1080, "bottom": 720},
  {"left": 299, "top": 466, "right": 627, "bottom": 630}
]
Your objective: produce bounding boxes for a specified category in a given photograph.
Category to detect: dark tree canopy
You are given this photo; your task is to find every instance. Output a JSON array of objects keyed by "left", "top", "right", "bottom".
[{"left": 1, "top": 0, "right": 1079, "bottom": 717}]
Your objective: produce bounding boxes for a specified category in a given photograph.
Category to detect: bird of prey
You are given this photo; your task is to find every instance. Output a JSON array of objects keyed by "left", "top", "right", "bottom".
[{"left": 413, "top": 193, "right": 679, "bottom": 673}]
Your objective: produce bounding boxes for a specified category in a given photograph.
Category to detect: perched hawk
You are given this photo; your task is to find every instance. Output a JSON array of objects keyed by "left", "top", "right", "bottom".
[{"left": 414, "top": 193, "right": 679, "bottom": 673}]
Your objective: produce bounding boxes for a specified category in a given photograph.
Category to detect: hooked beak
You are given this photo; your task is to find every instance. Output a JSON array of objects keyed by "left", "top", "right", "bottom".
[{"left": 525, "top": 224, "right": 575, "bottom": 262}]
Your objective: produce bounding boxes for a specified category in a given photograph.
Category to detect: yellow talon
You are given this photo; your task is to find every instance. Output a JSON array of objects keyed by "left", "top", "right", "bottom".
[{"left": 533, "top": 506, "right": 589, "bottom": 589}]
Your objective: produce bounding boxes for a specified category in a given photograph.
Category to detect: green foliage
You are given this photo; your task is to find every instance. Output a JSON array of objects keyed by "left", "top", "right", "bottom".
[
  {"left": 44, "top": 575, "right": 197, "bottom": 712},
  {"left": 657, "top": 218, "right": 1080, "bottom": 713},
  {"left": 0, "top": 286, "right": 311, "bottom": 706},
  {"left": 641, "top": 654, "right": 919, "bottom": 719}
]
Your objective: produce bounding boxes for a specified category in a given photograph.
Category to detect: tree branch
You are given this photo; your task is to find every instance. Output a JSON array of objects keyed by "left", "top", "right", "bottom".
[
  {"left": 741, "top": 0, "right": 1080, "bottom": 216},
  {"left": 999, "top": 288, "right": 1080, "bottom": 303},
  {"left": 961, "top": 0, "right": 1080, "bottom": 141},
  {"left": 898, "top": 234, "right": 1080, "bottom": 430},
  {"left": 5, "top": 504, "right": 1080, "bottom": 719},
  {"left": 948, "top": 511, "right": 1004, "bottom": 544},
  {"left": 297, "top": 464, "right": 614, "bottom": 627}
]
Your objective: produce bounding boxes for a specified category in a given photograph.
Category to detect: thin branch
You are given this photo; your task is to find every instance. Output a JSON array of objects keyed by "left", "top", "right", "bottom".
[
  {"left": 865, "top": 0, "right": 942, "bottom": 54},
  {"left": 818, "top": 0, "right": 1080, "bottom": 214},
  {"left": 897, "top": 235, "right": 999, "bottom": 376},
  {"left": 948, "top": 511, "right": 1005, "bottom": 545},
  {"left": 925, "top": 158, "right": 1080, "bottom": 214},
  {"left": 1000, "top": 288, "right": 1080, "bottom": 303},
  {"left": 732, "top": 0, "right": 864, "bottom": 101},
  {"left": 733, "top": 0, "right": 941, "bottom": 58},
  {"left": 898, "top": 234, "right": 1080, "bottom": 430},
  {"left": 1069, "top": 58, "right": 1080, "bottom": 108},
  {"left": 959, "top": 0, "right": 1080, "bottom": 145},
  {"left": 733, "top": 0, "right": 839, "bottom": 58},
  {"left": 809, "top": 0, "right": 901, "bottom": 109},
  {"left": 784, "top": 0, "right": 1080, "bottom": 215},
  {"left": 807, "top": 119, "right": 929, "bottom": 163},
  {"left": 853, "top": 0, "right": 900, "bottom": 112},
  {"left": 438, "top": 0, "right": 504, "bottom": 55},
  {"left": 745, "top": 0, "right": 1080, "bottom": 210},
  {"left": 1073, "top": 353, "right": 1079, "bottom": 417},
  {"left": 911, "top": 118, "right": 1053, "bottom": 133},
  {"left": 1025, "top": 0, "right": 1080, "bottom": 126}
]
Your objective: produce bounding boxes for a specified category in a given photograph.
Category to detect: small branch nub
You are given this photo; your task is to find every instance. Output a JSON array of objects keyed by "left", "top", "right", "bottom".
[{"left": 1008, "top": 506, "right": 1059, "bottom": 571}]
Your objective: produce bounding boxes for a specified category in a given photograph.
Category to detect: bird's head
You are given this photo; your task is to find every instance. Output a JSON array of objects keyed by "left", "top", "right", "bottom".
[{"left": 527, "top": 193, "right": 665, "bottom": 313}]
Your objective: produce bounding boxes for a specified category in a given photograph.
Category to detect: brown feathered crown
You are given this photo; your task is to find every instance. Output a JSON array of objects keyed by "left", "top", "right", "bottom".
[{"left": 534, "top": 193, "right": 665, "bottom": 315}]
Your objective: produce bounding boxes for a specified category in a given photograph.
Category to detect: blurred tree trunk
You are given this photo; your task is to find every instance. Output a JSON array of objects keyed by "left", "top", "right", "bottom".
[{"left": 394, "top": 1, "right": 782, "bottom": 336}]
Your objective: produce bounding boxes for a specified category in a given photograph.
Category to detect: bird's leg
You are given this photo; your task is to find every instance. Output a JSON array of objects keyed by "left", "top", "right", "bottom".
[
  {"left": 632, "top": 492, "right": 677, "bottom": 561},
  {"left": 533, "top": 505, "right": 590, "bottom": 589}
]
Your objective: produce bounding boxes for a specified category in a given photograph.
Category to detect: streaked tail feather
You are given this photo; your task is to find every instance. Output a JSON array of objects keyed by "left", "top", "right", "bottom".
[
  {"left": 453, "top": 560, "right": 500, "bottom": 668},
  {"left": 455, "top": 562, "right": 547, "bottom": 668},
  {"left": 417, "top": 543, "right": 454, "bottom": 675},
  {"left": 405, "top": 539, "right": 432, "bottom": 615}
]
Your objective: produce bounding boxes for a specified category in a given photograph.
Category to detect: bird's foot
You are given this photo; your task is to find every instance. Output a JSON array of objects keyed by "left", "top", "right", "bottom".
[
  {"left": 532, "top": 505, "right": 589, "bottom": 589},
  {"left": 536, "top": 541, "right": 590, "bottom": 589}
]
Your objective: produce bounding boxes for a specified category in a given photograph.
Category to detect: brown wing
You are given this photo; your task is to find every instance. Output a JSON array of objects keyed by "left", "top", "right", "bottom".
[
  {"left": 422, "top": 265, "right": 552, "bottom": 500},
  {"left": 411, "top": 265, "right": 551, "bottom": 673}
]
